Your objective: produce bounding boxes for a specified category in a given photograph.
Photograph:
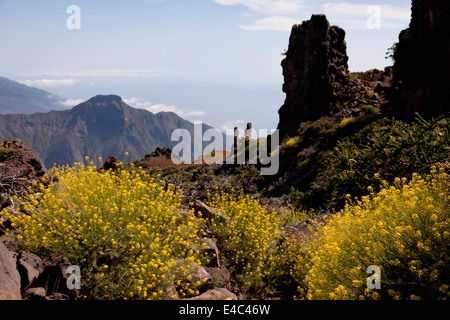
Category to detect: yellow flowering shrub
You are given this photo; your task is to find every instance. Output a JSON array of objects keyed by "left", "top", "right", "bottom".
[
  {"left": 205, "top": 191, "right": 282, "bottom": 294},
  {"left": 295, "top": 167, "right": 449, "bottom": 300},
  {"left": 285, "top": 136, "right": 301, "bottom": 149},
  {"left": 1, "top": 162, "right": 205, "bottom": 300},
  {"left": 338, "top": 117, "right": 356, "bottom": 129}
]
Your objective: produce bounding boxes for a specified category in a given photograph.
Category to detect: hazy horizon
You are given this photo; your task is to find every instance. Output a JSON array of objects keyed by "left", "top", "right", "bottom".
[{"left": 0, "top": 0, "right": 411, "bottom": 133}]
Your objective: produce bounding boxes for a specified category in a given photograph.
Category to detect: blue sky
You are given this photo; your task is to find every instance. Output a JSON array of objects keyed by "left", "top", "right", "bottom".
[{"left": 0, "top": 0, "right": 411, "bottom": 132}]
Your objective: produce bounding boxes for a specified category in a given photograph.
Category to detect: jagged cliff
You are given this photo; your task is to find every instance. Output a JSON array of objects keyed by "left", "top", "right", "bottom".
[
  {"left": 388, "top": 0, "right": 450, "bottom": 119},
  {"left": 277, "top": 14, "right": 349, "bottom": 139},
  {"left": 278, "top": 2, "right": 450, "bottom": 139}
]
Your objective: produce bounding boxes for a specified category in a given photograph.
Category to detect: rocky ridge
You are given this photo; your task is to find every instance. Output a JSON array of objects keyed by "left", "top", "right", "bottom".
[{"left": 0, "top": 95, "right": 216, "bottom": 168}]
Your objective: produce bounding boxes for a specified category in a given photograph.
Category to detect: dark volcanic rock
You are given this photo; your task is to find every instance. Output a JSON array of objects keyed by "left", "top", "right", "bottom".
[
  {"left": 0, "top": 139, "right": 46, "bottom": 204},
  {"left": 30, "top": 253, "right": 80, "bottom": 299},
  {"left": 99, "top": 155, "right": 121, "bottom": 172},
  {"left": 333, "top": 67, "right": 393, "bottom": 121},
  {"left": 388, "top": 0, "right": 450, "bottom": 119},
  {"left": 278, "top": 14, "right": 349, "bottom": 138},
  {"left": 144, "top": 147, "right": 172, "bottom": 159}
]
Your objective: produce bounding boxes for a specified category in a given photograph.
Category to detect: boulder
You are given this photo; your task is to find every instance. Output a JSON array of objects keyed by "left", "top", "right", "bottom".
[
  {"left": 196, "top": 237, "right": 220, "bottom": 268},
  {"left": 44, "top": 292, "right": 70, "bottom": 300},
  {"left": 17, "top": 251, "right": 44, "bottom": 292},
  {"left": 188, "top": 288, "right": 237, "bottom": 301},
  {"left": 98, "top": 155, "right": 121, "bottom": 172},
  {"left": 30, "top": 253, "right": 80, "bottom": 299},
  {"left": 177, "top": 259, "right": 213, "bottom": 294},
  {"left": 206, "top": 265, "right": 231, "bottom": 289},
  {"left": 23, "top": 287, "right": 46, "bottom": 300},
  {"left": 192, "top": 200, "right": 227, "bottom": 224},
  {"left": 0, "top": 241, "right": 21, "bottom": 300}
]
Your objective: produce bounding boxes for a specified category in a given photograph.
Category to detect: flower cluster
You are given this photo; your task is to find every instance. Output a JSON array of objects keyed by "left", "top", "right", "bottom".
[
  {"left": 294, "top": 167, "right": 450, "bottom": 300},
  {"left": 285, "top": 136, "right": 301, "bottom": 149},
  {"left": 205, "top": 191, "right": 282, "bottom": 294},
  {"left": 1, "top": 162, "right": 205, "bottom": 299}
]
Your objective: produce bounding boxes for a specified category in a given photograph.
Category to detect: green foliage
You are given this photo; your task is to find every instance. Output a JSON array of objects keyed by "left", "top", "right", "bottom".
[
  {"left": 349, "top": 73, "right": 360, "bottom": 80},
  {"left": 282, "top": 117, "right": 338, "bottom": 156},
  {"left": 315, "top": 116, "right": 450, "bottom": 209},
  {"left": 367, "top": 89, "right": 376, "bottom": 99},
  {"left": 132, "top": 160, "right": 151, "bottom": 169},
  {"left": 279, "top": 205, "right": 313, "bottom": 227},
  {"left": 386, "top": 43, "right": 397, "bottom": 62},
  {"left": 362, "top": 105, "right": 377, "bottom": 115},
  {"left": 339, "top": 117, "right": 356, "bottom": 129},
  {"left": 235, "top": 165, "right": 263, "bottom": 192}
]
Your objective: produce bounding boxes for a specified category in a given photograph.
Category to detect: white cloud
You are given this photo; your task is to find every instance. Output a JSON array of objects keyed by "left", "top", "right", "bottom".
[
  {"left": 123, "top": 97, "right": 205, "bottom": 118},
  {"left": 214, "top": 1, "right": 410, "bottom": 31},
  {"left": 59, "top": 98, "right": 86, "bottom": 107},
  {"left": 213, "top": 0, "right": 305, "bottom": 15},
  {"left": 19, "top": 79, "right": 79, "bottom": 88},
  {"left": 123, "top": 97, "right": 154, "bottom": 109},
  {"left": 322, "top": 2, "right": 411, "bottom": 30},
  {"left": 185, "top": 110, "right": 206, "bottom": 117},
  {"left": 19, "top": 70, "right": 165, "bottom": 78},
  {"left": 213, "top": 0, "right": 308, "bottom": 31},
  {"left": 239, "top": 16, "right": 299, "bottom": 31},
  {"left": 220, "top": 119, "right": 246, "bottom": 133}
]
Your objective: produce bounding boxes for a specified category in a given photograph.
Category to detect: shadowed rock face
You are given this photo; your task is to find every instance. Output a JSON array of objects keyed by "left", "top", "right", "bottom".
[
  {"left": 278, "top": 14, "right": 349, "bottom": 139},
  {"left": 389, "top": 0, "right": 450, "bottom": 120}
]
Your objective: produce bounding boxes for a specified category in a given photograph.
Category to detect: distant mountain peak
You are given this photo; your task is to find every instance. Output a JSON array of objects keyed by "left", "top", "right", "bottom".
[
  {"left": 0, "top": 91, "right": 218, "bottom": 168},
  {"left": 86, "top": 95, "right": 123, "bottom": 104},
  {"left": 71, "top": 94, "right": 128, "bottom": 114}
]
